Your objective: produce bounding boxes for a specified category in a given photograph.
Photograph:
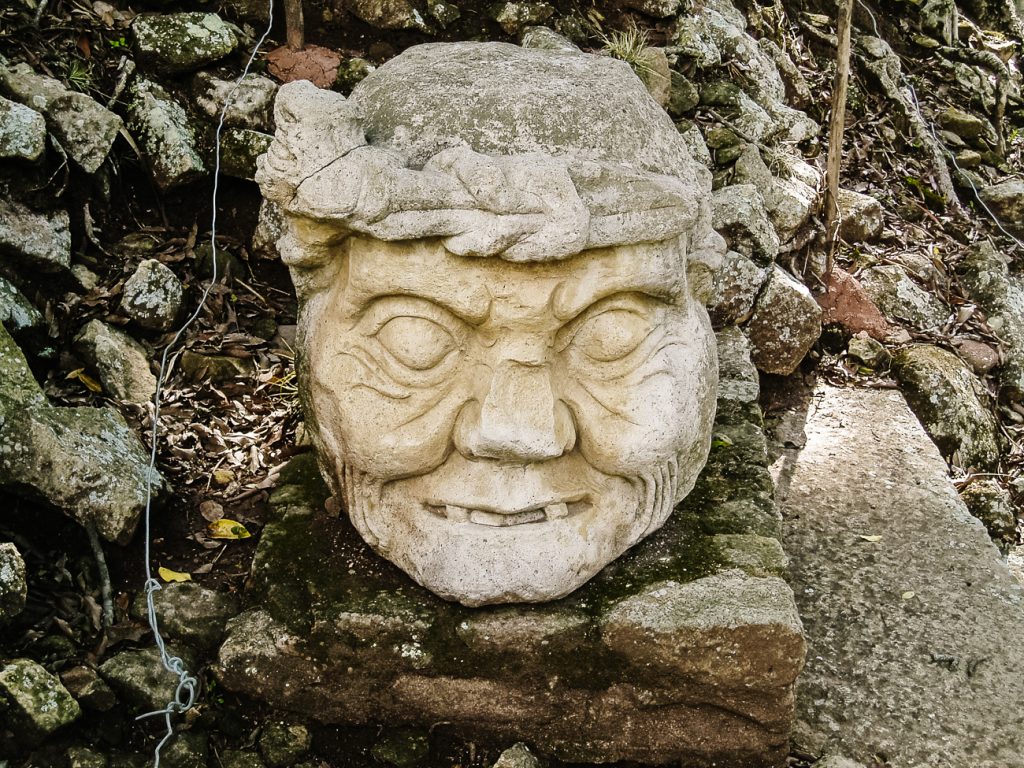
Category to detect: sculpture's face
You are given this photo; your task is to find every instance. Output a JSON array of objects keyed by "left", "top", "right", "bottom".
[{"left": 303, "top": 236, "right": 717, "bottom": 605}]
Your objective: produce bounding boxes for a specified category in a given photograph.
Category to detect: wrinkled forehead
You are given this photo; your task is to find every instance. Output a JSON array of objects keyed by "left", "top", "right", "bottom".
[{"left": 339, "top": 236, "right": 691, "bottom": 322}]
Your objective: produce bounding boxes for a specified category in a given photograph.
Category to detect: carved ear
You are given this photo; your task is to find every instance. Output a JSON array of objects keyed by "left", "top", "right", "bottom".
[{"left": 278, "top": 216, "right": 350, "bottom": 302}]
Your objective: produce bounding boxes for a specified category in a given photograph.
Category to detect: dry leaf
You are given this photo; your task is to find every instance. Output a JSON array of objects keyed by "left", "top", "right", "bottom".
[
  {"left": 66, "top": 368, "right": 103, "bottom": 393},
  {"left": 207, "top": 519, "right": 252, "bottom": 540},
  {"left": 158, "top": 567, "right": 192, "bottom": 583}
]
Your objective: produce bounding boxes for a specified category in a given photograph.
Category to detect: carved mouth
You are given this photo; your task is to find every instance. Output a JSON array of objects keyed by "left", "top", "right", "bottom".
[{"left": 425, "top": 498, "right": 586, "bottom": 527}]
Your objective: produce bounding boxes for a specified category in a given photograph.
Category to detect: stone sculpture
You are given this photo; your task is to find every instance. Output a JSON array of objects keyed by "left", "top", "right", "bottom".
[{"left": 256, "top": 42, "right": 725, "bottom": 606}]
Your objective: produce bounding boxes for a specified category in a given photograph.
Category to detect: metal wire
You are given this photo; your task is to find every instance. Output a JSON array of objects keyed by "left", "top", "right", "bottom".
[{"left": 137, "top": 7, "right": 276, "bottom": 766}]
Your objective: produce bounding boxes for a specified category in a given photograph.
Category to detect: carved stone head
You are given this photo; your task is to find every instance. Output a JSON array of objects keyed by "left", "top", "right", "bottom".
[{"left": 257, "top": 42, "right": 724, "bottom": 606}]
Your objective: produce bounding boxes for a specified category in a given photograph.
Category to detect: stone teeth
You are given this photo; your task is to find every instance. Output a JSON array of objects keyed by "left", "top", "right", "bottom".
[
  {"left": 445, "top": 505, "right": 471, "bottom": 522},
  {"left": 469, "top": 509, "right": 546, "bottom": 527},
  {"left": 545, "top": 502, "right": 569, "bottom": 519}
]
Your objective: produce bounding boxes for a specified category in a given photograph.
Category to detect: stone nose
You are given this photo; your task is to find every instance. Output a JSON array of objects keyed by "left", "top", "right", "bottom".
[{"left": 455, "top": 361, "right": 576, "bottom": 462}]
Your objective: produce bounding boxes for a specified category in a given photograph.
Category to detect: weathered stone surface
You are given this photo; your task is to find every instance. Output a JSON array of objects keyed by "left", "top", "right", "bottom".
[
  {"left": 218, "top": 127, "right": 272, "bottom": 181},
  {"left": 954, "top": 338, "right": 999, "bottom": 375},
  {"left": 746, "top": 265, "right": 822, "bottom": 375},
  {"left": 221, "top": 752, "right": 267, "bottom": 768},
  {"left": 99, "top": 646, "right": 197, "bottom": 713},
  {"left": 193, "top": 72, "right": 277, "bottom": 131},
  {"left": 708, "top": 249, "right": 768, "bottom": 326},
  {"left": 121, "top": 259, "right": 183, "bottom": 332},
  {"left": 161, "top": 729, "right": 208, "bottom": 768},
  {"left": 74, "top": 319, "right": 156, "bottom": 403},
  {"left": 635, "top": 47, "right": 671, "bottom": 107},
  {"left": 700, "top": 81, "right": 774, "bottom": 142},
  {"left": 960, "top": 479, "right": 1017, "bottom": 551},
  {"left": 180, "top": 350, "right": 254, "bottom": 383},
  {"left": 67, "top": 746, "right": 109, "bottom": 768},
  {"left": 132, "top": 13, "right": 237, "bottom": 74},
  {"left": 0, "top": 94, "right": 46, "bottom": 161},
  {"left": 847, "top": 335, "right": 890, "bottom": 369},
  {"left": 492, "top": 743, "right": 540, "bottom": 768},
  {"left": 218, "top": 331, "right": 801, "bottom": 766},
  {"left": 0, "top": 542, "right": 27, "bottom": 623},
  {"left": 837, "top": 189, "right": 883, "bottom": 242},
  {"left": 859, "top": 264, "right": 948, "bottom": 331},
  {"left": 918, "top": 0, "right": 958, "bottom": 45},
  {"left": 490, "top": 2, "right": 554, "bottom": 34},
  {"left": 978, "top": 178, "right": 1024, "bottom": 236},
  {"left": 60, "top": 665, "right": 117, "bottom": 711},
  {"left": 0, "top": 324, "right": 161, "bottom": 543},
  {"left": 893, "top": 344, "right": 1000, "bottom": 470},
  {"left": 0, "top": 274, "right": 47, "bottom": 351},
  {"left": 259, "top": 721, "right": 312, "bottom": 768},
  {"left": 0, "top": 63, "right": 122, "bottom": 172},
  {"left": 957, "top": 241, "right": 1024, "bottom": 400},
  {"left": 712, "top": 184, "right": 780, "bottom": 263},
  {"left": 0, "top": 658, "right": 81, "bottom": 740},
  {"left": 130, "top": 582, "right": 240, "bottom": 653},
  {"left": 0, "top": 193, "right": 70, "bottom": 273},
  {"left": 778, "top": 385, "right": 1024, "bottom": 767},
  {"left": 371, "top": 729, "right": 429, "bottom": 768},
  {"left": 346, "top": 0, "right": 428, "bottom": 30},
  {"left": 816, "top": 268, "right": 891, "bottom": 340},
  {"left": 126, "top": 78, "right": 206, "bottom": 190}
]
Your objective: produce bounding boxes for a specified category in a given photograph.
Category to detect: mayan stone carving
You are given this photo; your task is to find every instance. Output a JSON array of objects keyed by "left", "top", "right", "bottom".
[{"left": 256, "top": 42, "right": 724, "bottom": 606}]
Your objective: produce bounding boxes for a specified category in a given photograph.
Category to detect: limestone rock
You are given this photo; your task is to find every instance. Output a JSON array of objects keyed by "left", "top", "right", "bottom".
[
  {"left": 837, "top": 189, "right": 884, "bottom": 242},
  {"left": 161, "top": 730, "right": 208, "bottom": 768},
  {"left": 746, "top": 265, "right": 822, "bottom": 375},
  {"left": 121, "top": 259, "right": 183, "bottom": 332},
  {"left": 130, "top": 582, "right": 239, "bottom": 653},
  {"left": 492, "top": 743, "right": 540, "bottom": 768},
  {"left": 0, "top": 62, "right": 122, "bottom": 173},
  {"left": 859, "top": 264, "right": 948, "bottom": 331},
  {"left": 0, "top": 274, "right": 47, "bottom": 352},
  {"left": 937, "top": 107, "right": 995, "bottom": 145},
  {"left": 126, "top": 78, "right": 206, "bottom": 190},
  {"left": 218, "top": 127, "right": 273, "bottom": 181},
  {"left": 520, "top": 26, "right": 577, "bottom": 51},
  {"left": 221, "top": 752, "right": 267, "bottom": 768},
  {"left": 700, "top": 80, "right": 774, "bottom": 142},
  {"left": 712, "top": 184, "right": 780, "bottom": 263},
  {"left": 490, "top": 2, "right": 554, "bottom": 34},
  {"left": 708, "top": 249, "right": 768, "bottom": 326},
  {"left": 731, "top": 145, "right": 815, "bottom": 242},
  {"left": 427, "top": 0, "right": 460, "bottom": 27},
  {"left": 666, "top": 71, "right": 700, "bottom": 118},
  {"left": 892, "top": 344, "right": 1000, "bottom": 470},
  {"left": 0, "top": 194, "right": 70, "bottom": 273},
  {"left": 960, "top": 479, "right": 1017, "bottom": 551},
  {"left": 918, "top": 0, "right": 958, "bottom": 45},
  {"left": 259, "top": 721, "right": 312, "bottom": 768},
  {"left": 67, "top": 746, "right": 109, "bottom": 768},
  {"left": 346, "top": 0, "right": 429, "bottom": 30},
  {"left": 99, "top": 646, "right": 197, "bottom": 712},
  {"left": 74, "top": 319, "right": 156, "bottom": 404},
  {"left": 132, "top": 13, "right": 238, "bottom": 74},
  {"left": 978, "top": 179, "right": 1024, "bottom": 235},
  {"left": 336, "top": 56, "right": 376, "bottom": 94},
  {"left": 847, "top": 335, "right": 890, "bottom": 369},
  {"left": 955, "top": 338, "right": 999, "bottom": 375},
  {"left": 0, "top": 94, "right": 46, "bottom": 161},
  {"left": 677, "top": 123, "right": 712, "bottom": 169},
  {"left": 0, "top": 659, "right": 80, "bottom": 741},
  {"left": 635, "top": 47, "right": 671, "bottom": 107},
  {"left": 622, "top": 0, "right": 680, "bottom": 16},
  {"left": 0, "top": 542, "right": 27, "bottom": 623},
  {"left": 252, "top": 199, "right": 284, "bottom": 259},
  {"left": 193, "top": 72, "right": 277, "bottom": 132},
  {"left": 60, "top": 665, "right": 117, "bottom": 711},
  {"left": 780, "top": 385, "right": 1024, "bottom": 767}
]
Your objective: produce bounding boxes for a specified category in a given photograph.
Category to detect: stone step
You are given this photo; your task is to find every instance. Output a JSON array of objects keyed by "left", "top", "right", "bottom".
[{"left": 776, "top": 384, "right": 1024, "bottom": 768}]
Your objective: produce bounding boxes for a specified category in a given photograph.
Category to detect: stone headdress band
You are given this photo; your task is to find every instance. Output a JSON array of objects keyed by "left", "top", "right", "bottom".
[{"left": 256, "top": 81, "right": 722, "bottom": 289}]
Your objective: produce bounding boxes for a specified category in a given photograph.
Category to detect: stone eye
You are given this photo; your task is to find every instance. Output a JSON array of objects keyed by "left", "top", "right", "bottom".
[
  {"left": 375, "top": 316, "right": 456, "bottom": 370},
  {"left": 570, "top": 309, "right": 650, "bottom": 363}
]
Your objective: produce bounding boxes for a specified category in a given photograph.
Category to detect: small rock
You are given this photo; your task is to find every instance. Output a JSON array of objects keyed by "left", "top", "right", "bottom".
[
  {"left": 708, "top": 249, "right": 768, "bottom": 326},
  {"left": 814, "top": 757, "right": 868, "bottom": 768},
  {"left": 370, "top": 729, "right": 430, "bottom": 768},
  {"left": 74, "top": 319, "right": 156, "bottom": 404},
  {"left": 130, "top": 582, "right": 240, "bottom": 653},
  {"left": 60, "top": 665, "right": 117, "bottom": 711},
  {"left": 859, "top": 264, "right": 948, "bottom": 331},
  {"left": 490, "top": 1, "right": 554, "bottom": 34},
  {"left": 622, "top": 0, "right": 680, "bottom": 16},
  {"left": 492, "top": 743, "right": 540, "bottom": 768},
  {"left": 162, "top": 729, "right": 208, "bottom": 768},
  {"left": 635, "top": 47, "right": 671, "bottom": 107},
  {"left": 837, "top": 189, "right": 884, "bottom": 242},
  {"left": 672, "top": 15, "right": 721, "bottom": 68},
  {"left": 126, "top": 78, "right": 206, "bottom": 190},
  {"left": 959, "top": 479, "right": 1017, "bottom": 550},
  {"left": 180, "top": 351, "right": 254, "bottom": 383},
  {"left": 0, "top": 94, "right": 46, "bottom": 161},
  {"left": 0, "top": 62, "right": 123, "bottom": 173},
  {"left": 769, "top": 174, "right": 817, "bottom": 243},
  {"left": 954, "top": 338, "right": 999, "bottom": 375},
  {"left": 193, "top": 72, "right": 277, "bottom": 132},
  {"left": 0, "top": 193, "right": 71, "bottom": 273},
  {"left": 259, "top": 721, "right": 312, "bottom": 768},
  {"left": 816, "top": 268, "right": 891, "bottom": 340},
  {"left": 918, "top": 0, "right": 958, "bottom": 45},
  {"left": 520, "top": 26, "right": 578, "bottom": 51},
  {"left": 121, "top": 259, "right": 184, "bottom": 332},
  {"left": 0, "top": 274, "right": 46, "bottom": 349},
  {"left": 978, "top": 179, "right": 1024, "bottom": 236},
  {"left": 667, "top": 70, "right": 700, "bottom": 117},
  {"left": 955, "top": 148, "right": 983, "bottom": 169},
  {"left": 252, "top": 199, "right": 284, "bottom": 259},
  {"left": 745, "top": 265, "right": 822, "bottom": 375},
  {"left": 132, "top": 13, "right": 238, "bottom": 74},
  {"left": 0, "top": 542, "right": 27, "bottom": 623},
  {"left": 336, "top": 57, "right": 376, "bottom": 94},
  {"left": 222, "top": 752, "right": 267, "bottom": 768},
  {"left": 700, "top": 81, "right": 773, "bottom": 142},
  {"left": 218, "top": 128, "right": 273, "bottom": 181},
  {"left": 266, "top": 45, "right": 342, "bottom": 89},
  {"left": 711, "top": 184, "right": 780, "bottom": 264},
  {"left": 0, "top": 658, "right": 81, "bottom": 741},
  {"left": 71, "top": 264, "right": 100, "bottom": 292},
  {"left": 937, "top": 107, "right": 994, "bottom": 145},
  {"left": 892, "top": 344, "right": 1000, "bottom": 470},
  {"left": 99, "top": 647, "right": 197, "bottom": 712},
  {"left": 348, "top": 0, "right": 430, "bottom": 30},
  {"left": 847, "top": 335, "right": 890, "bottom": 369},
  {"left": 427, "top": 0, "right": 461, "bottom": 27},
  {"left": 67, "top": 746, "right": 109, "bottom": 768},
  {"left": 676, "top": 123, "right": 712, "bottom": 169}
]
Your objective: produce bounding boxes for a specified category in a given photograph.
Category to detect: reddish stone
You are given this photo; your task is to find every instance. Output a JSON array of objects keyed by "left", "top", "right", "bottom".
[
  {"left": 817, "top": 268, "right": 891, "bottom": 341},
  {"left": 266, "top": 45, "right": 342, "bottom": 89}
]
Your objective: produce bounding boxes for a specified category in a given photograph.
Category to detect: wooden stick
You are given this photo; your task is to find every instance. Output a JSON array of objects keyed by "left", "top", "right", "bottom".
[
  {"left": 284, "top": 0, "right": 305, "bottom": 51},
  {"left": 823, "top": 0, "right": 854, "bottom": 277}
]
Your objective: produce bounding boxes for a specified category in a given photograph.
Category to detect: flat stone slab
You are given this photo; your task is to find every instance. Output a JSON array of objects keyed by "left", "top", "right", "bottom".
[
  {"left": 777, "top": 384, "right": 1024, "bottom": 768},
  {"left": 218, "top": 329, "right": 805, "bottom": 766}
]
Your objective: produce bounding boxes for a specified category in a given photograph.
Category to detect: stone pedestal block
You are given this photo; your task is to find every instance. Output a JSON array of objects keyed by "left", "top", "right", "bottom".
[{"left": 217, "top": 330, "right": 804, "bottom": 766}]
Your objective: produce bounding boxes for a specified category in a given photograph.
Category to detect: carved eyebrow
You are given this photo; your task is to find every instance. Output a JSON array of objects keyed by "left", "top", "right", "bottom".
[
  {"left": 551, "top": 282, "right": 674, "bottom": 322},
  {"left": 347, "top": 283, "right": 491, "bottom": 325}
]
